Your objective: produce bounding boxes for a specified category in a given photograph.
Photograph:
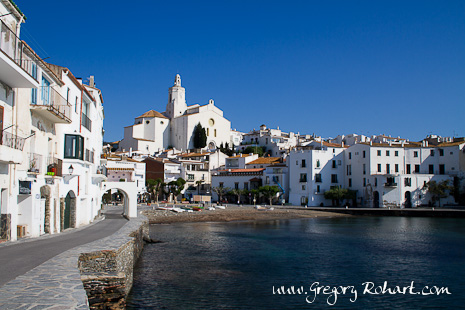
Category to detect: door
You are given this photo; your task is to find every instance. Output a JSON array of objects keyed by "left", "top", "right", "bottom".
[
  {"left": 405, "top": 191, "right": 412, "bottom": 208},
  {"left": 373, "top": 191, "right": 380, "bottom": 208},
  {"left": 64, "top": 193, "right": 71, "bottom": 229}
]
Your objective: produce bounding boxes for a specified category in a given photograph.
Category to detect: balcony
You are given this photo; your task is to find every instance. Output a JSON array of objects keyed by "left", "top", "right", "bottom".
[
  {"left": 81, "top": 113, "right": 92, "bottom": 131},
  {"left": 92, "top": 165, "right": 107, "bottom": 182},
  {"left": 0, "top": 130, "right": 25, "bottom": 164},
  {"left": 45, "top": 157, "right": 63, "bottom": 177},
  {"left": 384, "top": 177, "right": 398, "bottom": 187},
  {"left": 30, "top": 87, "right": 72, "bottom": 123},
  {"left": 0, "top": 19, "right": 39, "bottom": 88}
]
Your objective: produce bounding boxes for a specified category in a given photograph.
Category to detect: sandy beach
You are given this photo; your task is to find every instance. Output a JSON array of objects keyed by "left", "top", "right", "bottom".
[{"left": 141, "top": 205, "right": 350, "bottom": 224}]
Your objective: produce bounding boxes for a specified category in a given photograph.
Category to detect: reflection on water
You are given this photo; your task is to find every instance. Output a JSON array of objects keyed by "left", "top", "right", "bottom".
[{"left": 127, "top": 217, "right": 465, "bottom": 309}]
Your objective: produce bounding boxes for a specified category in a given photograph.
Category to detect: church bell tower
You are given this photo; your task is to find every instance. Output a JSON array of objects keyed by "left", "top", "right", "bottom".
[{"left": 166, "top": 74, "right": 187, "bottom": 119}]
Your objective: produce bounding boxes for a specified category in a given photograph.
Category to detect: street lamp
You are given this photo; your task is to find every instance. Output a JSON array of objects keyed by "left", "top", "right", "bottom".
[{"left": 68, "top": 165, "right": 74, "bottom": 175}]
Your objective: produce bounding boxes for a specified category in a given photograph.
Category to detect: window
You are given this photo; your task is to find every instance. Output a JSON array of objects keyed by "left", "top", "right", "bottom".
[
  {"left": 439, "top": 149, "right": 444, "bottom": 156},
  {"left": 301, "top": 159, "right": 306, "bottom": 168},
  {"left": 219, "top": 182, "right": 224, "bottom": 188},
  {"left": 349, "top": 152, "right": 352, "bottom": 159},
  {"left": 404, "top": 178, "right": 411, "bottom": 187},
  {"left": 301, "top": 196, "right": 307, "bottom": 205},
  {"left": 296, "top": 161, "right": 298, "bottom": 166},
  {"left": 234, "top": 182, "right": 239, "bottom": 190},
  {"left": 415, "top": 165, "right": 420, "bottom": 173},
  {"left": 265, "top": 138, "right": 268, "bottom": 144},
  {"left": 299, "top": 173, "right": 307, "bottom": 182},
  {"left": 429, "top": 165, "right": 434, "bottom": 174},
  {"left": 331, "top": 174, "right": 338, "bottom": 183},
  {"left": 377, "top": 164, "right": 381, "bottom": 173},
  {"left": 348, "top": 178, "right": 352, "bottom": 187},
  {"left": 386, "top": 150, "right": 390, "bottom": 156},
  {"left": 315, "top": 174, "right": 322, "bottom": 183},
  {"left": 363, "top": 178, "right": 366, "bottom": 187},
  {"left": 316, "top": 159, "right": 320, "bottom": 168},
  {"left": 75, "top": 96, "right": 78, "bottom": 113},
  {"left": 214, "top": 129, "right": 217, "bottom": 137},
  {"left": 430, "top": 150, "right": 435, "bottom": 156},
  {"left": 439, "top": 164, "right": 445, "bottom": 175},
  {"left": 316, "top": 185, "right": 320, "bottom": 193},
  {"left": 414, "top": 151, "right": 418, "bottom": 158},
  {"left": 395, "top": 151, "right": 399, "bottom": 156},
  {"left": 377, "top": 150, "right": 381, "bottom": 156},
  {"left": 375, "top": 177, "right": 378, "bottom": 187},
  {"left": 302, "top": 185, "right": 306, "bottom": 190},
  {"left": 266, "top": 176, "right": 270, "bottom": 184},
  {"left": 386, "top": 164, "right": 390, "bottom": 174},
  {"left": 333, "top": 148, "right": 335, "bottom": 153},
  {"left": 406, "top": 164, "right": 411, "bottom": 174},
  {"left": 363, "top": 151, "right": 366, "bottom": 158},
  {"left": 64, "top": 134, "right": 84, "bottom": 159},
  {"left": 244, "top": 183, "right": 248, "bottom": 190},
  {"left": 207, "top": 128, "right": 209, "bottom": 136},
  {"left": 395, "top": 164, "right": 399, "bottom": 173},
  {"left": 347, "top": 165, "right": 351, "bottom": 176},
  {"left": 332, "top": 160, "right": 336, "bottom": 168},
  {"left": 188, "top": 174, "right": 194, "bottom": 181}
]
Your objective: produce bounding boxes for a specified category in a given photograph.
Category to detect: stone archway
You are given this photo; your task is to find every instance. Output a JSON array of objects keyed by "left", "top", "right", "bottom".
[{"left": 40, "top": 185, "right": 51, "bottom": 233}]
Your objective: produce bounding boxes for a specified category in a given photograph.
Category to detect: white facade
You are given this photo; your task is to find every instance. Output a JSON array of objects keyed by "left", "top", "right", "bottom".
[
  {"left": 104, "top": 156, "right": 146, "bottom": 195},
  {"left": 119, "top": 74, "right": 231, "bottom": 153},
  {"left": 236, "top": 124, "right": 297, "bottom": 157},
  {"left": 288, "top": 142, "right": 346, "bottom": 206}
]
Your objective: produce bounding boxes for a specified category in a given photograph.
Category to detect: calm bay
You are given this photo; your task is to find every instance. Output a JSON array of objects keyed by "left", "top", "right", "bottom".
[{"left": 127, "top": 216, "right": 465, "bottom": 309}]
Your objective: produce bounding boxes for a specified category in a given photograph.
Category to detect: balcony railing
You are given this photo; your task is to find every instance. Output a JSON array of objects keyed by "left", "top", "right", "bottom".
[
  {"left": 0, "top": 130, "right": 26, "bottom": 151},
  {"left": 0, "top": 19, "right": 39, "bottom": 80},
  {"left": 31, "top": 86, "right": 72, "bottom": 123},
  {"left": 96, "top": 165, "right": 107, "bottom": 176},
  {"left": 81, "top": 113, "right": 92, "bottom": 131},
  {"left": 28, "top": 153, "right": 43, "bottom": 173},
  {"left": 46, "top": 157, "right": 63, "bottom": 177}
]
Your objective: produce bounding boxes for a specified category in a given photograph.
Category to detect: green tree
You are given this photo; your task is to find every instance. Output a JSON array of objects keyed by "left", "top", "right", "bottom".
[
  {"left": 424, "top": 180, "right": 453, "bottom": 207},
  {"left": 193, "top": 123, "right": 207, "bottom": 149},
  {"left": 324, "top": 187, "right": 349, "bottom": 206},
  {"left": 167, "top": 178, "right": 186, "bottom": 203},
  {"left": 243, "top": 146, "right": 264, "bottom": 156},
  {"left": 146, "top": 178, "right": 164, "bottom": 203},
  {"left": 212, "top": 186, "right": 230, "bottom": 204},
  {"left": 259, "top": 185, "right": 280, "bottom": 205}
]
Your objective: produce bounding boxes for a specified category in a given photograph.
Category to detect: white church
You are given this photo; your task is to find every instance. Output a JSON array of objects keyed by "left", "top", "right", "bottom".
[{"left": 119, "top": 74, "right": 231, "bottom": 153}]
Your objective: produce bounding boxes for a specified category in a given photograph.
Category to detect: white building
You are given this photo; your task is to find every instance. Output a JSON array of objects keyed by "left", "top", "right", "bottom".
[
  {"left": 119, "top": 74, "right": 231, "bottom": 154},
  {"left": 103, "top": 155, "right": 146, "bottom": 196},
  {"left": 236, "top": 124, "right": 297, "bottom": 157},
  {"left": 0, "top": 0, "right": 107, "bottom": 240},
  {"left": 345, "top": 141, "right": 464, "bottom": 208},
  {"left": 288, "top": 142, "right": 346, "bottom": 206}
]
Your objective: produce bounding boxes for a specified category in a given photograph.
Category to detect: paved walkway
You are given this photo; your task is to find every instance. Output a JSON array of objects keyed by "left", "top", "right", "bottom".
[{"left": 0, "top": 207, "right": 128, "bottom": 287}]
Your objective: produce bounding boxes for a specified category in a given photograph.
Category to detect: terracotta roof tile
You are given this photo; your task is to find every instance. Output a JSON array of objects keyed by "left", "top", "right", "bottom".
[
  {"left": 136, "top": 110, "right": 168, "bottom": 119},
  {"left": 247, "top": 157, "right": 281, "bottom": 165}
]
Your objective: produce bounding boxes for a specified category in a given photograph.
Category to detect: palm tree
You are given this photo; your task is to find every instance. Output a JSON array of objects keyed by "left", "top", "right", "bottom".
[
  {"left": 230, "top": 188, "right": 242, "bottom": 204},
  {"left": 212, "top": 186, "right": 230, "bottom": 204},
  {"left": 146, "top": 178, "right": 163, "bottom": 204},
  {"left": 195, "top": 180, "right": 204, "bottom": 195},
  {"left": 259, "top": 185, "right": 280, "bottom": 206}
]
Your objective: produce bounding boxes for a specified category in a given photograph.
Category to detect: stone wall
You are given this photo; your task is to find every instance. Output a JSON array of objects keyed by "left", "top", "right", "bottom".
[
  {"left": 0, "top": 213, "right": 11, "bottom": 240},
  {"left": 78, "top": 218, "right": 148, "bottom": 309}
]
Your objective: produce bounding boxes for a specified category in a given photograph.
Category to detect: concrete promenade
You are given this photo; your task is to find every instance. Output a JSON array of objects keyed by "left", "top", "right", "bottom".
[{"left": 0, "top": 206, "right": 132, "bottom": 309}]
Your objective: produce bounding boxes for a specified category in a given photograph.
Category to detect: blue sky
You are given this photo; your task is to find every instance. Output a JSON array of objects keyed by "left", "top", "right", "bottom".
[{"left": 17, "top": 0, "right": 465, "bottom": 142}]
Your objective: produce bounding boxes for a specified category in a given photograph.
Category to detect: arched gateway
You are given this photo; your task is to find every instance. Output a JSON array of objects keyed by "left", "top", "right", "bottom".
[{"left": 102, "top": 182, "right": 138, "bottom": 218}]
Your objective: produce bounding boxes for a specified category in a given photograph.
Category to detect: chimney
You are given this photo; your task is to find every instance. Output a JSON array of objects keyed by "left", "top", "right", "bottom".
[{"left": 89, "top": 76, "right": 95, "bottom": 87}]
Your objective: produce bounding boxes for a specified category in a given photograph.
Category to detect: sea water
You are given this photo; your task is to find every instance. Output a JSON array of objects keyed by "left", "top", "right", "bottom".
[{"left": 127, "top": 216, "right": 465, "bottom": 309}]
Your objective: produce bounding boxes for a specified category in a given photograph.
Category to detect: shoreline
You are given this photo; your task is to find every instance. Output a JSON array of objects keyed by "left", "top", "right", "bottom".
[{"left": 141, "top": 205, "right": 350, "bottom": 224}]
